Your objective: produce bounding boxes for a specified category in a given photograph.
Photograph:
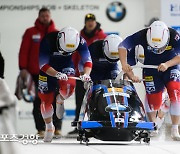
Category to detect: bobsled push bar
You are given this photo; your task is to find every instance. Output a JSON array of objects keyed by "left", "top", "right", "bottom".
[
  {"left": 115, "top": 64, "right": 158, "bottom": 82},
  {"left": 79, "top": 121, "right": 155, "bottom": 130}
]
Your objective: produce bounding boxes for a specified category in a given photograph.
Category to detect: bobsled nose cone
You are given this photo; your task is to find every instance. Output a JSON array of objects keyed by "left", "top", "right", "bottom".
[{"left": 105, "top": 103, "right": 131, "bottom": 113}]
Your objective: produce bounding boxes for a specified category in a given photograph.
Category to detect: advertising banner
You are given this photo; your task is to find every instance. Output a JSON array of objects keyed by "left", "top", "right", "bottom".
[{"left": 161, "top": 0, "right": 180, "bottom": 33}]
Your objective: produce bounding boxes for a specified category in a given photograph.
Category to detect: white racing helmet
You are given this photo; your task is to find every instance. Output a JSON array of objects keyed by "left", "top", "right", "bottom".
[
  {"left": 135, "top": 45, "right": 145, "bottom": 64},
  {"left": 103, "top": 34, "right": 123, "bottom": 63},
  {"left": 146, "top": 21, "right": 170, "bottom": 54},
  {"left": 57, "top": 27, "right": 80, "bottom": 56}
]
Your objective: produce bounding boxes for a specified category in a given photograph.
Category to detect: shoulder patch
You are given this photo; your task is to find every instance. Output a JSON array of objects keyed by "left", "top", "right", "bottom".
[
  {"left": 80, "top": 38, "right": 85, "bottom": 45},
  {"left": 175, "top": 34, "right": 180, "bottom": 41}
]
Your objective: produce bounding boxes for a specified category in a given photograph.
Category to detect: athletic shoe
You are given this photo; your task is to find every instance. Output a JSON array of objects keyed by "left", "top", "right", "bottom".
[
  {"left": 43, "top": 126, "right": 55, "bottom": 142},
  {"left": 54, "top": 130, "right": 61, "bottom": 139},
  {"left": 68, "top": 128, "right": 78, "bottom": 135},
  {"left": 156, "top": 117, "right": 165, "bottom": 129},
  {"left": 171, "top": 128, "right": 180, "bottom": 141},
  {"left": 150, "top": 130, "right": 159, "bottom": 137},
  {"left": 37, "top": 130, "right": 45, "bottom": 138}
]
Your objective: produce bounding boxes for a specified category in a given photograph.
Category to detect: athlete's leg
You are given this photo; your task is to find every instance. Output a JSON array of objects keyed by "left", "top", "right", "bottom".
[
  {"left": 143, "top": 71, "right": 165, "bottom": 136},
  {"left": 38, "top": 92, "right": 55, "bottom": 142},
  {"left": 56, "top": 76, "right": 76, "bottom": 119},
  {"left": 38, "top": 72, "right": 57, "bottom": 142},
  {"left": 158, "top": 89, "right": 170, "bottom": 118},
  {"left": 166, "top": 81, "right": 180, "bottom": 140},
  {"left": 144, "top": 73, "right": 164, "bottom": 122},
  {"left": 146, "top": 91, "right": 163, "bottom": 122},
  {"left": 163, "top": 67, "right": 180, "bottom": 140}
]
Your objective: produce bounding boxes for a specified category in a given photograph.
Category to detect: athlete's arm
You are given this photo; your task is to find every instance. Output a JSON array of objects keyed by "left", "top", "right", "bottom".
[
  {"left": 118, "top": 31, "right": 141, "bottom": 73},
  {"left": 77, "top": 37, "right": 92, "bottom": 76},
  {"left": 158, "top": 55, "right": 180, "bottom": 72},
  {"left": 39, "top": 37, "right": 58, "bottom": 77},
  {"left": 158, "top": 30, "right": 180, "bottom": 72}
]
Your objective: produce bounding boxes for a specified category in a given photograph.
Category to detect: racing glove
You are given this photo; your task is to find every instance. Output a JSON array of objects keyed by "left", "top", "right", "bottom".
[
  {"left": 55, "top": 72, "right": 68, "bottom": 81},
  {"left": 80, "top": 74, "right": 91, "bottom": 82}
]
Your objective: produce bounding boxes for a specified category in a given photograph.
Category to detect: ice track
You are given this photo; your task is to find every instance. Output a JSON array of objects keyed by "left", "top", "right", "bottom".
[
  {"left": 17, "top": 138, "right": 179, "bottom": 154},
  {"left": 17, "top": 125, "right": 180, "bottom": 154}
]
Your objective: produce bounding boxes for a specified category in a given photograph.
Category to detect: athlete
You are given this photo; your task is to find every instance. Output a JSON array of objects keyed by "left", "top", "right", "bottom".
[
  {"left": 38, "top": 27, "right": 92, "bottom": 142},
  {"left": 129, "top": 45, "right": 170, "bottom": 134},
  {"left": 118, "top": 21, "right": 180, "bottom": 140},
  {"left": 87, "top": 34, "right": 122, "bottom": 82}
]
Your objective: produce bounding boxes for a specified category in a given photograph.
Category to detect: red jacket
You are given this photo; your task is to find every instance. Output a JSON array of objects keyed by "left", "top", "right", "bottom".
[
  {"left": 72, "top": 23, "right": 107, "bottom": 76},
  {"left": 80, "top": 25, "right": 107, "bottom": 46},
  {"left": 19, "top": 19, "right": 57, "bottom": 75}
]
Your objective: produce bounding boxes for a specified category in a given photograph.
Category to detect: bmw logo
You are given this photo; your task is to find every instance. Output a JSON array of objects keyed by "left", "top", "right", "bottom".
[{"left": 106, "top": 1, "right": 126, "bottom": 22}]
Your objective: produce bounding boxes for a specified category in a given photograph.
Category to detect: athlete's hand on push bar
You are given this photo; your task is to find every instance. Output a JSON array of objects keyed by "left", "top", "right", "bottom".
[
  {"left": 130, "top": 75, "right": 141, "bottom": 83},
  {"left": 158, "top": 63, "right": 169, "bottom": 72},
  {"left": 121, "top": 63, "right": 132, "bottom": 73},
  {"left": 55, "top": 72, "right": 68, "bottom": 81},
  {"left": 80, "top": 74, "right": 91, "bottom": 82}
]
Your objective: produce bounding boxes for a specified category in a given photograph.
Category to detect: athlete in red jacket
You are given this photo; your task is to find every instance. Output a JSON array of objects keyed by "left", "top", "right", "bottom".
[
  {"left": 18, "top": 8, "right": 61, "bottom": 137},
  {"left": 19, "top": 10, "right": 57, "bottom": 75}
]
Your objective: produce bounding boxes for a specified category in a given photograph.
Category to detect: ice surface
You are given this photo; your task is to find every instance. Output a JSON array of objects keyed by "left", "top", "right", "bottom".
[{"left": 17, "top": 124, "right": 180, "bottom": 154}]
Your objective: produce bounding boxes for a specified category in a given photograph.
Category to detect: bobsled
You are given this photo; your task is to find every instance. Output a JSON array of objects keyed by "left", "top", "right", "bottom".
[{"left": 71, "top": 65, "right": 157, "bottom": 145}]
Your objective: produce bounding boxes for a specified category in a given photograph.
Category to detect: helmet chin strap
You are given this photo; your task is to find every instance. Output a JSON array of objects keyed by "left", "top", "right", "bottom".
[
  {"left": 103, "top": 52, "right": 119, "bottom": 63},
  {"left": 57, "top": 43, "right": 73, "bottom": 56},
  {"left": 61, "top": 51, "right": 72, "bottom": 56},
  {"left": 152, "top": 44, "right": 168, "bottom": 54}
]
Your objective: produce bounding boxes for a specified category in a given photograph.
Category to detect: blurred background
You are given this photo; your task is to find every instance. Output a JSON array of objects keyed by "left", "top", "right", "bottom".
[{"left": 0, "top": 0, "right": 180, "bottom": 136}]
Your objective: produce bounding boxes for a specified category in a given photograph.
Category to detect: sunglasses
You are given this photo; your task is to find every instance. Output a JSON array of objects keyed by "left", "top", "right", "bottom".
[{"left": 85, "top": 14, "right": 95, "bottom": 20}]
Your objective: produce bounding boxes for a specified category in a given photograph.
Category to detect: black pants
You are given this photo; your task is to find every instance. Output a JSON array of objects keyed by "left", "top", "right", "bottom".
[
  {"left": 32, "top": 75, "right": 62, "bottom": 131},
  {"left": 74, "top": 80, "right": 86, "bottom": 121}
]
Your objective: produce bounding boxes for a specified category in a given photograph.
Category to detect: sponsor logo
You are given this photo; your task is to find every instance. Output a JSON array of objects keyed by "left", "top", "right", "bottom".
[
  {"left": 138, "top": 54, "right": 145, "bottom": 58},
  {"left": 108, "top": 88, "right": 123, "bottom": 92},
  {"left": 165, "top": 46, "right": 172, "bottom": 50},
  {"left": 145, "top": 81, "right": 155, "bottom": 87},
  {"left": 170, "top": 3, "right": 180, "bottom": 16},
  {"left": 145, "top": 76, "right": 153, "bottom": 82},
  {"left": 38, "top": 80, "right": 48, "bottom": 92},
  {"left": 152, "top": 38, "right": 161, "bottom": 42},
  {"left": 62, "top": 67, "right": 75, "bottom": 75},
  {"left": 103, "top": 92, "right": 130, "bottom": 98},
  {"left": 66, "top": 44, "right": 75, "bottom": 48},
  {"left": 39, "top": 75, "right": 47, "bottom": 81},
  {"left": 110, "top": 52, "right": 119, "bottom": 56},
  {"left": 170, "top": 69, "right": 180, "bottom": 80},
  {"left": 146, "top": 86, "right": 156, "bottom": 93},
  {"left": 106, "top": 1, "right": 126, "bottom": 22}
]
